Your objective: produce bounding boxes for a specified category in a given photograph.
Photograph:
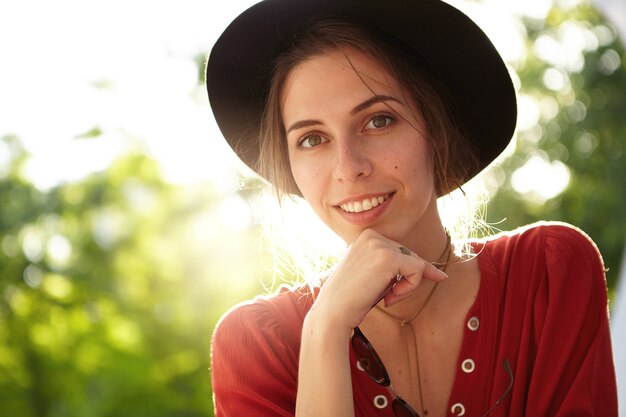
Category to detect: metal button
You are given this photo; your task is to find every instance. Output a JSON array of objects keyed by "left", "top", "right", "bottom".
[
  {"left": 451, "top": 402, "right": 466, "bottom": 416},
  {"left": 467, "top": 316, "right": 480, "bottom": 331},
  {"left": 373, "top": 394, "right": 388, "bottom": 409},
  {"left": 461, "top": 358, "right": 475, "bottom": 373}
]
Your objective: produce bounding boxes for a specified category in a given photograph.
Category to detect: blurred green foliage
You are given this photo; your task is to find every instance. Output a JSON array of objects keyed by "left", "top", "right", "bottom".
[
  {"left": 0, "top": 2, "right": 624, "bottom": 416},
  {"left": 485, "top": 3, "right": 626, "bottom": 292},
  {"left": 0, "top": 137, "right": 268, "bottom": 416}
]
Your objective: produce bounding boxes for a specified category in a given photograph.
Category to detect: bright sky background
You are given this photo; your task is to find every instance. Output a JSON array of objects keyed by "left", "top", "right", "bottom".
[{"left": 0, "top": 0, "right": 258, "bottom": 191}]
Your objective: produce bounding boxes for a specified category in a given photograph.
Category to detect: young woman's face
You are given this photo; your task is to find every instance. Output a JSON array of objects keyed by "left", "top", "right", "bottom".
[{"left": 281, "top": 48, "right": 439, "bottom": 245}]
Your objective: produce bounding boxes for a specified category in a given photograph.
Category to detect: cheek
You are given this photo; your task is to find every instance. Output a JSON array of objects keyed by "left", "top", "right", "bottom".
[
  {"left": 290, "top": 158, "right": 322, "bottom": 199},
  {"left": 402, "top": 142, "right": 435, "bottom": 184}
]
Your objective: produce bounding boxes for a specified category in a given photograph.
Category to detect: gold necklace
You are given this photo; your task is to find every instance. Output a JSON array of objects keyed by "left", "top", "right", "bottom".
[{"left": 374, "top": 235, "right": 452, "bottom": 416}]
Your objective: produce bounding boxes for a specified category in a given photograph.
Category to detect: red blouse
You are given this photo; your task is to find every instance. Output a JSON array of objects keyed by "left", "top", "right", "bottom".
[{"left": 211, "top": 223, "right": 618, "bottom": 416}]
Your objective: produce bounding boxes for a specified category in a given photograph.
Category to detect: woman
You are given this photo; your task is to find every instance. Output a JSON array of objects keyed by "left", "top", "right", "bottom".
[{"left": 206, "top": 0, "right": 618, "bottom": 416}]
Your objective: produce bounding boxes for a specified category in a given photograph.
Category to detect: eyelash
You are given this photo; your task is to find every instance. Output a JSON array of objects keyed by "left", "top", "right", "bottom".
[
  {"left": 295, "top": 113, "right": 397, "bottom": 149},
  {"left": 297, "top": 134, "right": 326, "bottom": 148},
  {"left": 364, "top": 114, "right": 396, "bottom": 131}
]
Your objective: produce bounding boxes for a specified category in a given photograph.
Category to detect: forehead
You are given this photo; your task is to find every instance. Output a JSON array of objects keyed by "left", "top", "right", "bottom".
[{"left": 280, "top": 47, "right": 403, "bottom": 116}]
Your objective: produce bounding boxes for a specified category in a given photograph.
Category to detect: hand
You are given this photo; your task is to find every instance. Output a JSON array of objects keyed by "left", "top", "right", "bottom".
[{"left": 312, "top": 228, "right": 448, "bottom": 330}]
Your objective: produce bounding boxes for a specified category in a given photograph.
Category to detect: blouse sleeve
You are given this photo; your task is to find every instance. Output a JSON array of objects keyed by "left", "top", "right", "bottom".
[
  {"left": 211, "top": 301, "right": 299, "bottom": 417},
  {"left": 526, "top": 224, "right": 617, "bottom": 416}
]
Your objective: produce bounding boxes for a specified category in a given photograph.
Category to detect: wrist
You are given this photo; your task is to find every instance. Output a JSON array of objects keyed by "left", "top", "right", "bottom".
[
  {"left": 303, "top": 306, "right": 353, "bottom": 345},
  {"left": 298, "top": 304, "right": 355, "bottom": 417}
]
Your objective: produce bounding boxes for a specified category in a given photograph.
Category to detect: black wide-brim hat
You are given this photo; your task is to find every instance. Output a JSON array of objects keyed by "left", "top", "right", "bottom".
[{"left": 206, "top": 0, "right": 517, "bottom": 191}]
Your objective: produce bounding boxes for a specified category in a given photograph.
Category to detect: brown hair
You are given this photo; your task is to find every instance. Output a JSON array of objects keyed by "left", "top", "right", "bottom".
[{"left": 257, "top": 19, "right": 479, "bottom": 199}]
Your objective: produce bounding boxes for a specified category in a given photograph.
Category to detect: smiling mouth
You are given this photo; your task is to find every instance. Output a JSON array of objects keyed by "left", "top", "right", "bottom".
[{"left": 339, "top": 194, "right": 391, "bottom": 213}]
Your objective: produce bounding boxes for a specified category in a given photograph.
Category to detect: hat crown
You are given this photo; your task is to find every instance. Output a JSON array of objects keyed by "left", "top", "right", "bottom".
[{"left": 206, "top": 0, "right": 517, "bottom": 192}]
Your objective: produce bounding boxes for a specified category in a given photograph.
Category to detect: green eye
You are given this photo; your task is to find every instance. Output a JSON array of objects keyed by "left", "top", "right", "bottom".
[
  {"left": 366, "top": 115, "right": 393, "bottom": 130},
  {"left": 300, "top": 135, "right": 325, "bottom": 148}
]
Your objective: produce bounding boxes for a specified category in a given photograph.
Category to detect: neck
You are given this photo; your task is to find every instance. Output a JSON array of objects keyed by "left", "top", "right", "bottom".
[
  {"left": 377, "top": 243, "right": 452, "bottom": 321},
  {"left": 397, "top": 198, "right": 449, "bottom": 263}
]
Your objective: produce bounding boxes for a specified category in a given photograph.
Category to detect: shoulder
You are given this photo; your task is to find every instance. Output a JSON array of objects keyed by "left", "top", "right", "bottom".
[
  {"left": 480, "top": 221, "right": 607, "bottom": 308},
  {"left": 481, "top": 225, "right": 617, "bottom": 413},
  {"left": 482, "top": 221, "right": 605, "bottom": 274},
  {"left": 541, "top": 222, "right": 605, "bottom": 275},
  {"left": 481, "top": 220, "right": 591, "bottom": 243},
  {"left": 212, "top": 284, "right": 317, "bottom": 354},
  {"left": 211, "top": 285, "right": 317, "bottom": 415}
]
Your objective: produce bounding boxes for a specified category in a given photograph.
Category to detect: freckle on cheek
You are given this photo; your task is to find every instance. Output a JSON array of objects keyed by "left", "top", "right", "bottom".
[{"left": 394, "top": 166, "right": 398, "bottom": 170}]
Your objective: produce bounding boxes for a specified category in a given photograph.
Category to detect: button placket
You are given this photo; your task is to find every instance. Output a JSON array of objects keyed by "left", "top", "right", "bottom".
[{"left": 449, "top": 315, "right": 480, "bottom": 415}]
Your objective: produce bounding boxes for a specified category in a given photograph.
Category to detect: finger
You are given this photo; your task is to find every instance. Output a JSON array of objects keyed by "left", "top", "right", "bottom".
[
  {"left": 390, "top": 273, "right": 420, "bottom": 296},
  {"left": 380, "top": 256, "right": 447, "bottom": 307},
  {"left": 397, "top": 246, "right": 448, "bottom": 282},
  {"left": 372, "top": 274, "right": 403, "bottom": 306},
  {"left": 384, "top": 273, "right": 439, "bottom": 307},
  {"left": 383, "top": 278, "right": 422, "bottom": 306},
  {"left": 422, "top": 261, "right": 449, "bottom": 282}
]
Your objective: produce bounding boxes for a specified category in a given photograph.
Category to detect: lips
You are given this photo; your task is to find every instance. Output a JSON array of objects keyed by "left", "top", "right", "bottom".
[{"left": 338, "top": 194, "right": 390, "bottom": 213}]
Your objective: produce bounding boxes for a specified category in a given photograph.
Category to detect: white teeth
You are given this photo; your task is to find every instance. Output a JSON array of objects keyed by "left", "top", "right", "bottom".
[{"left": 340, "top": 194, "right": 389, "bottom": 213}]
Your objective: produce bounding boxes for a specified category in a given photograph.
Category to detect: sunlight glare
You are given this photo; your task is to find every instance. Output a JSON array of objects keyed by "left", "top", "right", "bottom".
[
  {"left": 539, "top": 96, "right": 560, "bottom": 121},
  {"left": 511, "top": 154, "right": 571, "bottom": 202},
  {"left": 259, "top": 193, "right": 346, "bottom": 277},
  {"left": 21, "top": 226, "right": 45, "bottom": 263},
  {"left": 47, "top": 235, "right": 73, "bottom": 269},
  {"left": 534, "top": 20, "right": 601, "bottom": 72},
  {"left": 543, "top": 68, "right": 569, "bottom": 92},
  {"left": 450, "top": 0, "right": 527, "bottom": 64},
  {"left": 0, "top": 0, "right": 258, "bottom": 189},
  {"left": 218, "top": 194, "right": 252, "bottom": 232},
  {"left": 556, "top": 0, "right": 587, "bottom": 10},
  {"left": 0, "top": 140, "right": 11, "bottom": 178},
  {"left": 517, "top": 94, "right": 541, "bottom": 132},
  {"left": 501, "top": 0, "right": 553, "bottom": 20},
  {"left": 22, "top": 133, "right": 128, "bottom": 191}
]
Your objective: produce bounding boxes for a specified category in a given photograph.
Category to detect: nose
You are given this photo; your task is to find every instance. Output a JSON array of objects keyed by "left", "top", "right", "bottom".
[{"left": 332, "top": 139, "right": 372, "bottom": 182}]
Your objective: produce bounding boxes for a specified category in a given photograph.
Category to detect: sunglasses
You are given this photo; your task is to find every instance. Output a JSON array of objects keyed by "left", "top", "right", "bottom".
[{"left": 352, "top": 326, "right": 514, "bottom": 417}]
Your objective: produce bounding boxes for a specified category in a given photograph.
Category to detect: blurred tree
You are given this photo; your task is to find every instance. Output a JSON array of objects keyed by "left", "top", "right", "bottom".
[
  {"left": 484, "top": 2, "right": 626, "bottom": 293},
  {"left": 0, "top": 135, "right": 266, "bottom": 416}
]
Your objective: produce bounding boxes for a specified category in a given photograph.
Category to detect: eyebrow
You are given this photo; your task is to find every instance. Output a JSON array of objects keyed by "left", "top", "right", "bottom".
[
  {"left": 285, "top": 95, "right": 402, "bottom": 134},
  {"left": 350, "top": 95, "right": 401, "bottom": 115}
]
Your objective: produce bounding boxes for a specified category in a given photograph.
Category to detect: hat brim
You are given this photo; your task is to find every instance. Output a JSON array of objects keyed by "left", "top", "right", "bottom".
[{"left": 206, "top": 0, "right": 517, "bottom": 191}]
